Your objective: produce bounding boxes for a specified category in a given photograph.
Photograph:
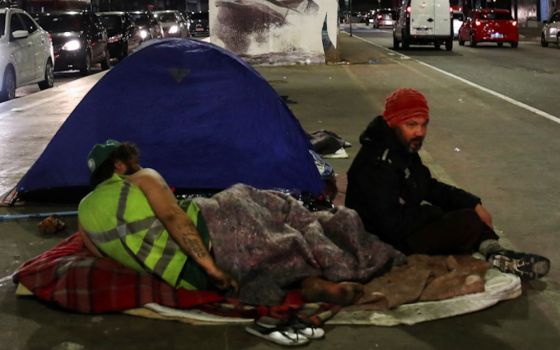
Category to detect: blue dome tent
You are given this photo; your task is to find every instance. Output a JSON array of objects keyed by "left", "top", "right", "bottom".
[{"left": 14, "top": 39, "right": 323, "bottom": 202}]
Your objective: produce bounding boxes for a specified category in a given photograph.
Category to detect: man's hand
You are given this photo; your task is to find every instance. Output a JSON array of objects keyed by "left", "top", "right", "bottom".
[
  {"left": 474, "top": 204, "right": 493, "bottom": 229},
  {"left": 207, "top": 266, "right": 239, "bottom": 293}
]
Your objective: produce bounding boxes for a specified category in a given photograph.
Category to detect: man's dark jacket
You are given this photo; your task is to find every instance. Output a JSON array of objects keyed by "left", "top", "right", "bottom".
[{"left": 345, "top": 116, "right": 481, "bottom": 250}]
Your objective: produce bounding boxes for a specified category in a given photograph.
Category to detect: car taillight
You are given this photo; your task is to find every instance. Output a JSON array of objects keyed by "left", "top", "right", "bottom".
[
  {"left": 512, "top": 20, "right": 517, "bottom": 26},
  {"left": 377, "top": 15, "right": 382, "bottom": 19},
  {"left": 48, "top": 33, "right": 52, "bottom": 43},
  {"left": 475, "top": 20, "right": 481, "bottom": 26},
  {"left": 406, "top": 6, "right": 411, "bottom": 13}
]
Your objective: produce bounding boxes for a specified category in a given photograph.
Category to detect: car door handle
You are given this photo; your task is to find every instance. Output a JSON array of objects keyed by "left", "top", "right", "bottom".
[{"left": 427, "top": 18, "right": 434, "bottom": 22}]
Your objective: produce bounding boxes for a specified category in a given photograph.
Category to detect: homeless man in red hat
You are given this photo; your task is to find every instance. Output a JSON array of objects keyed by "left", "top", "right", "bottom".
[{"left": 345, "top": 88, "right": 550, "bottom": 280}]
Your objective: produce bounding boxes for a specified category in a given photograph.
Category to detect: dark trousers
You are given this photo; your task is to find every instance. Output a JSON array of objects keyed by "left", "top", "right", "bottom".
[{"left": 403, "top": 208, "right": 499, "bottom": 255}]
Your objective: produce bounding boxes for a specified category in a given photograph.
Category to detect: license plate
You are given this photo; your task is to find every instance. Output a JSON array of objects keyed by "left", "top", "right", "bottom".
[
  {"left": 196, "top": 28, "right": 204, "bottom": 32},
  {"left": 491, "top": 33, "right": 503, "bottom": 39}
]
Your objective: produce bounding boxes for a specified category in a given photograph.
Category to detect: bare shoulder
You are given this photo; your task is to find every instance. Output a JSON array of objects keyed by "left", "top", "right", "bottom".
[{"left": 127, "top": 168, "right": 169, "bottom": 191}]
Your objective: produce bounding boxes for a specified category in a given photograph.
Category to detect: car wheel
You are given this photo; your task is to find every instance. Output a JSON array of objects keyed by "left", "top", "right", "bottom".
[
  {"left": 80, "top": 51, "right": 92, "bottom": 76},
  {"left": 393, "top": 35, "right": 400, "bottom": 49},
  {"left": 101, "top": 48, "right": 110, "bottom": 70},
  {"left": 434, "top": 41, "right": 441, "bottom": 50},
  {"left": 557, "top": 34, "right": 560, "bottom": 48},
  {"left": 497, "top": 42, "right": 503, "bottom": 47},
  {"left": 121, "top": 42, "right": 129, "bottom": 60},
  {"left": 469, "top": 34, "right": 477, "bottom": 47},
  {"left": 0, "top": 67, "right": 16, "bottom": 102},
  {"left": 402, "top": 31, "right": 409, "bottom": 49},
  {"left": 458, "top": 37, "right": 465, "bottom": 45},
  {"left": 38, "top": 60, "right": 54, "bottom": 90},
  {"left": 541, "top": 34, "right": 548, "bottom": 47},
  {"left": 510, "top": 41, "right": 518, "bottom": 48},
  {"left": 445, "top": 39, "right": 453, "bottom": 51}
]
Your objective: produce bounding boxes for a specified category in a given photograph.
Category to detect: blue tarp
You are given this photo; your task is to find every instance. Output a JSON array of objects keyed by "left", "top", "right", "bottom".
[{"left": 16, "top": 38, "right": 323, "bottom": 201}]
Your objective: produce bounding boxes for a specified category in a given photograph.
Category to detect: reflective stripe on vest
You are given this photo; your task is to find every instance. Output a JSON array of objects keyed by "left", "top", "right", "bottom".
[{"left": 85, "top": 179, "right": 189, "bottom": 288}]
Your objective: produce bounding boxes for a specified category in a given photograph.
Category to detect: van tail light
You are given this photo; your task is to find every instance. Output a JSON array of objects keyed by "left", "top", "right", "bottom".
[
  {"left": 406, "top": 6, "right": 411, "bottom": 13},
  {"left": 475, "top": 20, "right": 481, "bottom": 26},
  {"left": 449, "top": 7, "right": 453, "bottom": 12},
  {"left": 512, "top": 20, "right": 517, "bottom": 26}
]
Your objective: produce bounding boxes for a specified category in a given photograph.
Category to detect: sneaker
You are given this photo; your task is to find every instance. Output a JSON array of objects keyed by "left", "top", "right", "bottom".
[{"left": 488, "top": 250, "right": 550, "bottom": 280}]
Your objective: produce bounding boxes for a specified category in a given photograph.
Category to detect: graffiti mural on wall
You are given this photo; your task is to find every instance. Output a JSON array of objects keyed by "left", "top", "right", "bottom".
[{"left": 210, "top": 0, "right": 338, "bottom": 64}]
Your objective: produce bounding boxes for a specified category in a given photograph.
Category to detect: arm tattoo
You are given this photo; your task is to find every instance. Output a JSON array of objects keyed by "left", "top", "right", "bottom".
[{"left": 179, "top": 235, "right": 209, "bottom": 259}]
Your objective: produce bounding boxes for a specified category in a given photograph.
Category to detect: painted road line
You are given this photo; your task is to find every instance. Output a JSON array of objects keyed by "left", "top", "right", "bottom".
[{"left": 350, "top": 33, "right": 560, "bottom": 125}]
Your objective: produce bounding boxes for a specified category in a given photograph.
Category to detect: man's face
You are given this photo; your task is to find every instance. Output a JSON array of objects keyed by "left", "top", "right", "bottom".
[{"left": 393, "top": 117, "right": 429, "bottom": 153}]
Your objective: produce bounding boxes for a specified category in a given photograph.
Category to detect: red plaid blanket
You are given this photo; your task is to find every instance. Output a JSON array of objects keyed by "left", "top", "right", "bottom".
[{"left": 13, "top": 233, "right": 337, "bottom": 325}]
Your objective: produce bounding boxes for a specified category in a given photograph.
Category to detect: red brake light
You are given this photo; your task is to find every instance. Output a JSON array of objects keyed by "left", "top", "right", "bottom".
[
  {"left": 449, "top": 7, "right": 453, "bottom": 12},
  {"left": 512, "top": 20, "right": 517, "bottom": 26},
  {"left": 475, "top": 20, "right": 481, "bottom": 26},
  {"left": 406, "top": 6, "right": 411, "bottom": 13}
]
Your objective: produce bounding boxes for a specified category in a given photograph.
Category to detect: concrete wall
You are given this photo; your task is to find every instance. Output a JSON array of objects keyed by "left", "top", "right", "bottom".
[{"left": 209, "top": 0, "right": 339, "bottom": 65}]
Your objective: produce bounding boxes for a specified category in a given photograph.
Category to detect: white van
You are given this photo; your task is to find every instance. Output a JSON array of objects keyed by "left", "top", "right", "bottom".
[{"left": 393, "top": 0, "right": 453, "bottom": 50}]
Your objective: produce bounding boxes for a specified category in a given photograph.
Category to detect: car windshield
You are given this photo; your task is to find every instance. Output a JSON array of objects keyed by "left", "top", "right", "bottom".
[
  {"left": 129, "top": 13, "right": 148, "bottom": 25},
  {"left": 481, "top": 12, "right": 512, "bottom": 20},
  {"left": 0, "top": 14, "right": 5, "bottom": 37},
  {"left": 379, "top": 11, "right": 396, "bottom": 19},
  {"left": 37, "top": 14, "right": 83, "bottom": 32},
  {"left": 190, "top": 12, "right": 208, "bottom": 20},
  {"left": 99, "top": 15, "right": 122, "bottom": 31},
  {"left": 453, "top": 13, "right": 464, "bottom": 21},
  {"left": 155, "top": 13, "right": 175, "bottom": 22}
]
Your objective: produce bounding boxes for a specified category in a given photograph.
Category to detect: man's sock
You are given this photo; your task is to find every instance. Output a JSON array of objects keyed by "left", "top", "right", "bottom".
[{"left": 478, "top": 239, "right": 504, "bottom": 257}]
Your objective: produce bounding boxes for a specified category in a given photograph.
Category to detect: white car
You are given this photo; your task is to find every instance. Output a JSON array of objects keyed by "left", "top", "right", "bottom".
[
  {"left": 0, "top": 7, "right": 55, "bottom": 102},
  {"left": 541, "top": 10, "right": 560, "bottom": 47}
]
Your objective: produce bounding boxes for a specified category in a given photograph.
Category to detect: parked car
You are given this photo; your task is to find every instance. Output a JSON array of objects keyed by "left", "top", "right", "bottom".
[
  {"left": 0, "top": 7, "right": 54, "bottom": 101},
  {"left": 452, "top": 11, "right": 464, "bottom": 38},
  {"left": 373, "top": 9, "right": 396, "bottom": 29},
  {"left": 186, "top": 11, "right": 208, "bottom": 36},
  {"left": 153, "top": 10, "right": 189, "bottom": 38},
  {"left": 34, "top": 11, "right": 110, "bottom": 75},
  {"left": 97, "top": 11, "right": 141, "bottom": 61},
  {"left": 541, "top": 9, "right": 560, "bottom": 47},
  {"left": 127, "top": 10, "right": 164, "bottom": 42},
  {"left": 458, "top": 8, "right": 518, "bottom": 48},
  {"left": 393, "top": 0, "right": 453, "bottom": 50}
]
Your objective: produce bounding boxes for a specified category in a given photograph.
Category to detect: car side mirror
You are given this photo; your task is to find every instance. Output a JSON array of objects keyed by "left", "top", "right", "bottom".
[{"left": 11, "top": 30, "right": 29, "bottom": 40}]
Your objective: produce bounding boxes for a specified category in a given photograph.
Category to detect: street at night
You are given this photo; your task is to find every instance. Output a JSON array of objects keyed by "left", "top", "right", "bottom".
[{"left": 1, "top": 12, "right": 560, "bottom": 350}]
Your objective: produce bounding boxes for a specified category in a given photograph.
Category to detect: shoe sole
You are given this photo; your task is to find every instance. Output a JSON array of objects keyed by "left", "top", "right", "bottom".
[{"left": 491, "top": 253, "right": 550, "bottom": 280}]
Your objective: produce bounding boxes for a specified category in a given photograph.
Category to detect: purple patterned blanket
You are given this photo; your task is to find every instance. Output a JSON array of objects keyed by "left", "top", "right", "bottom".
[{"left": 194, "top": 184, "right": 405, "bottom": 305}]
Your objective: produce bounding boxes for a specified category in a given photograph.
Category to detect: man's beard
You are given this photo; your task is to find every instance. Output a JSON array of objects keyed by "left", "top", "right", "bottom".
[{"left": 407, "top": 137, "right": 424, "bottom": 153}]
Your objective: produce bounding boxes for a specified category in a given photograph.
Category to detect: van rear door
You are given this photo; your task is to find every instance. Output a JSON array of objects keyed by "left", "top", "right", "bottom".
[
  {"left": 410, "top": 0, "right": 450, "bottom": 36},
  {"left": 433, "top": 0, "right": 451, "bottom": 35}
]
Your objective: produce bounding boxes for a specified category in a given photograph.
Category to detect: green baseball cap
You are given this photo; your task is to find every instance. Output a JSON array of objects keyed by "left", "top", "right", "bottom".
[{"left": 87, "top": 139, "right": 121, "bottom": 173}]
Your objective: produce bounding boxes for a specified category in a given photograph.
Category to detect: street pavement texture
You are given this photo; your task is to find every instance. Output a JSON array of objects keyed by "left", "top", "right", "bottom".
[{"left": 1, "top": 30, "right": 559, "bottom": 349}]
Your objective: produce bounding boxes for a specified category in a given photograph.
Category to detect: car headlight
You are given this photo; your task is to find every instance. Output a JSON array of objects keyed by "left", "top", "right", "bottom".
[
  {"left": 139, "top": 29, "right": 148, "bottom": 39},
  {"left": 168, "top": 25, "right": 179, "bottom": 34},
  {"left": 108, "top": 34, "right": 123, "bottom": 43},
  {"left": 62, "top": 39, "right": 81, "bottom": 51}
]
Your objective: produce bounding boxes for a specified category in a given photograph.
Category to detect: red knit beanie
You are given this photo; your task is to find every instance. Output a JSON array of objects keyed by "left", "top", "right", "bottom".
[{"left": 383, "top": 88, "right": 429, "bottom": 127}]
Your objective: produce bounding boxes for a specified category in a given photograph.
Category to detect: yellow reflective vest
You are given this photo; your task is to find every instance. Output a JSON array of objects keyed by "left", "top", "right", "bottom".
[{"left": 78, "top": 173, "right": 208, "bottom": 290}]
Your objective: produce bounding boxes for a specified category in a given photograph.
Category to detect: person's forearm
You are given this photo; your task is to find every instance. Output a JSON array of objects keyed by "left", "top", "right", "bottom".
[{"left": 164, "top": 211, "right": 219, "bottom": 274}]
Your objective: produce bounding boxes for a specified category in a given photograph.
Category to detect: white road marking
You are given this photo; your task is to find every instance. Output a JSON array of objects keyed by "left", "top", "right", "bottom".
[{"left": 350, "top": 33, "right": 560, "bottom": 125}]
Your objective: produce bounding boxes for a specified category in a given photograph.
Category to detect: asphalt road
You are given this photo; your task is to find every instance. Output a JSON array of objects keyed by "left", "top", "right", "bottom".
[{"left": 347, "top": 27, "right": 560, "bottom": 117}]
